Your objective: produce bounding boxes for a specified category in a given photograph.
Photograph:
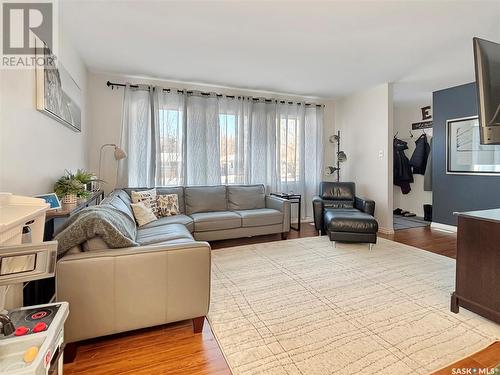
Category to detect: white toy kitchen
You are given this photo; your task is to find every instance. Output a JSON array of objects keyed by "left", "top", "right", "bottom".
[{"left": 0, "top": 193, "right": 68, "bottom": 375}]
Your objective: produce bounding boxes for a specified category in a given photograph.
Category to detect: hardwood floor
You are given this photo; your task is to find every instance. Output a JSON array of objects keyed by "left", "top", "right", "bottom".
[
  {"left": 64, "top": 319, "right": 230, "bottom": 375},
  {"left": 431, "top": 341, "right": 500, "bottom": 375},
  {"left": 380, "top": 226, "right": 457, "bottom": 258},
  {"left": 65, "top": 225, "right": 494, "bottom": 375}
]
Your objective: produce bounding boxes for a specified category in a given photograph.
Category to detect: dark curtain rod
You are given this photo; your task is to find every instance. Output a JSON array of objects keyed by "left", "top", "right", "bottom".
[{"left": 106, "top": 81, "right": 324, "bottom": 107}]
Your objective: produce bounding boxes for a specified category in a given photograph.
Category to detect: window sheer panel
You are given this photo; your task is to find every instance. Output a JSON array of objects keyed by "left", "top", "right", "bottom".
[
  {"left": 303, "top": 106, "right": 324, "bottom": 218},
  {"left": 186, "top": 95, "right": 221, "bottom": 185},
  {"left": 155, "top": 90, "right": 186, "bottom": 186},
  {"left": 248, "top": 101, "right": 277, "bottom": 189},
  {"left": 117, "top": 86, "right": 154, "bottom": 188},
  {"left": 278, "top": 103, "right": 305, "bottom": 193}
]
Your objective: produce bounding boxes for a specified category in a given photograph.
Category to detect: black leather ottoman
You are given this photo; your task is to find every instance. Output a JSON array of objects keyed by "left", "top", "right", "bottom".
[{"left": 324, "top": 208, "right": 378, "bottom": 246}]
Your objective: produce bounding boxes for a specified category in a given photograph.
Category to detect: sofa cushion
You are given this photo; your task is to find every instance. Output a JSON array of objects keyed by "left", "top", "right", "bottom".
[
  {"left": 140, "top": 214, "right": 194, "bottom": 232},
  {"left": 136, "top": 224, "right": 193, "bottom": 246},
  {"left": 131, "top": 202, "right": 158, "bottom": 227},
  {"left": 191, "top": 211, "right": 241, "bottom": 232},
  {"left": 324, "top": 209, "right": 378, "bottom": 234},
  {"left": 157, "top": 194, "right": 180, "bottom": 217},
  {"left": 235, "top": 209, "right": 283, "bottom": 227},
  {"left": 131, "top": 189, "right": 158, "bottom": 216},
  {"left": 156, "top": 187, "right": 185, "bottom": 214},
  {"left": 102, "top": 195, "right": 135, "bottom": 222},
  {"left": 185, "top": 186, "right": 227, "bottom": 215},
  {"left": 227, "top": 185, "right": 265, "bottom": 210},
  {"left": 110, "top": 189, "right": 132, "bottom": 205}
]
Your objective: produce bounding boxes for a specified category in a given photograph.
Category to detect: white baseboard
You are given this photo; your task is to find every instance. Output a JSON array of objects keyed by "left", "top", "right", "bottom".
[
  {"left": 430, "top": 222, "right": 457, "bottom": 233},
  {"left": 378, "top": 227, "right": 395, "bottom": 235}
]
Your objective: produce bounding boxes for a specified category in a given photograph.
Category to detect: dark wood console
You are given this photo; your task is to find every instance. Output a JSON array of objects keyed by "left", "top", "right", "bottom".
[{"left": 451, "top": 209, "right": 500, "bottom": 324}]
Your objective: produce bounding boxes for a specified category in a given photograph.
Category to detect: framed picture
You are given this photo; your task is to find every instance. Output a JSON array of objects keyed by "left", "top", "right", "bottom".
[
  {"left": 446, "top": 116, "right": 500, "bottom": 175},
  {"left": 35, "top": 38, "right": 82, "bottom": 132},
  {"left": 35, "top": 193, "right": 61, "bottom": 210}
]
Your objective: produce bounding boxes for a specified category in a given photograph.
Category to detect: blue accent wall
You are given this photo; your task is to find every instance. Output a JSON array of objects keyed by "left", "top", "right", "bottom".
[{"left": 433, "top": 82, "right": 500, "bottom": 225}]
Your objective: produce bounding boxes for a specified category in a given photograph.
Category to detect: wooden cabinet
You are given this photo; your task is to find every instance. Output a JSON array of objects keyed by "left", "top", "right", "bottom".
[{"left": 451, "top": 209, "right": 500, "bottom": 324}]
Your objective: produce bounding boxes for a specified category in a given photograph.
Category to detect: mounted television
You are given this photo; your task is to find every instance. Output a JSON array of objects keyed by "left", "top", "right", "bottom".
[{"left": 473, "top": 37, "right": 500, "bottom": 145}]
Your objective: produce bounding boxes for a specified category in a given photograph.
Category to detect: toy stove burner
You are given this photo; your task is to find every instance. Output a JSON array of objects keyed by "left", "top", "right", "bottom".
[
  {"left": 0, "top": 304, "right": 62, "bottom": 340},
  {"left": 25, "top": 308, "right": 52, "bottom": 322}
]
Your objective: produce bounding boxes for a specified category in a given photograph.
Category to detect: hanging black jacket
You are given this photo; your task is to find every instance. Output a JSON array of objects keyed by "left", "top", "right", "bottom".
[
  {"left": 410, "top": 134, "right": 430, "bottom": 175},
  {"left": 393, "top": 138, "right": 413, "bottom": 194}
]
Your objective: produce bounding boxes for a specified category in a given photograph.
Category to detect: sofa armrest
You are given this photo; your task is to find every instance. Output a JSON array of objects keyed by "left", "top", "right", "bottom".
[
  {"left": 312, "top": 196, "right": 324, "bottom": 231},
  {"left": 265, "top": 196, "right": 291, "bottom": 232},
  {"left": 355, "top": 196, "right": 375, "bottom": 216},
  {"left": 56, "top": 241, "right": 211, "bottom": 343}
]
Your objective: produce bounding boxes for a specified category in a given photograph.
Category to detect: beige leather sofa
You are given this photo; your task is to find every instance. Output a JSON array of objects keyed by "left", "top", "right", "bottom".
[
  {"left": 57, "top": 241, "right": 210, "bottom": 344},
  {"left": 56, "top": 184, "right": 290, "bottom": 344}
]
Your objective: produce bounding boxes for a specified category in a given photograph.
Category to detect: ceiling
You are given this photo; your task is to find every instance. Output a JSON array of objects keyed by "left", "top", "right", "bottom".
[{"left": 61, "top": 1, "right": 500, "bottom": 101}]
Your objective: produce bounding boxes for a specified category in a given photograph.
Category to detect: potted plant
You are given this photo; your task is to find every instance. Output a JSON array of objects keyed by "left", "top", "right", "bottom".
[
  {"left": 54, "top": 170, "right": 90, "bottom": 204},
  {"left": 74, "top": 169, "right": 98, "bottom": 192}
]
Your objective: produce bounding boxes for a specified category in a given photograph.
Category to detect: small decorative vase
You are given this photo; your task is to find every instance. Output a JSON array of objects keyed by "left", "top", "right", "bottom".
[{"left": 62, "top": 194, "right": 78, "bottom": 204}]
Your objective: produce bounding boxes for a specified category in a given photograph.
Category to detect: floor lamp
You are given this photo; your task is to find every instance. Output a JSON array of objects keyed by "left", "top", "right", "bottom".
[
  {"left": 325, "top": 131, "right": 347, "bottom": 182},
  {"left": 98, "top": 144, "right": 127, "bottom": 189}
]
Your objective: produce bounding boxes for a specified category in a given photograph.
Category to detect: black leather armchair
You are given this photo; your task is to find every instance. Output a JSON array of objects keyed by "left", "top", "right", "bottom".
[{"left": 313, "top": 182, "right": 378, "bottom": 245}]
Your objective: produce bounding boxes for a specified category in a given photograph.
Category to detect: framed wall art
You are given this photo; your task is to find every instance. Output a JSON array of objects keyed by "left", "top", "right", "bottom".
[
  {"left": 447, "top": 116, "right": 500, "bottom": 175},
  {"left": 35, "top": 38, "right": 82, "bottom": 132}
]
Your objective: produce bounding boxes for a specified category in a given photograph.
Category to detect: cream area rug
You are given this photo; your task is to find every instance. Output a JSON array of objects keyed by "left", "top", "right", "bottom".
[{"left": 207, "top": 237, "right": 500, "bottom": 375}]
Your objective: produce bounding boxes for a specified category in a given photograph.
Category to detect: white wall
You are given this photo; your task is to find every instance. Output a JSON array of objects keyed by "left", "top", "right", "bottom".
[
  {"left": 334, "top": 83, "right": 394, "bottom": 233},
  {"left": 0, "top": 32, "right": 88, "bottom": 195},
  {"left": 393, "top": 102, "right": 432, "bottom": 217},
  {"left": 86, "top": 71, "right": 335, "bottom": 193}
]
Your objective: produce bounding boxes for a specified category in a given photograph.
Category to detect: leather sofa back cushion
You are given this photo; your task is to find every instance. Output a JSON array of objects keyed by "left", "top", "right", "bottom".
[
  {"left": 320, "top": 182, "right": 355, "bottom": 202},
  {"left": 185, "top": 185, "right": 227, "bottom": 215},
  {"left": 102, "top": 195, "right": 135, "bottom": 222},
  {"left": 110, "top": 189, "right": 132, "bottom": 206},
  {"left": 227, "top": 185, "right": 265, "bottom": 210}
]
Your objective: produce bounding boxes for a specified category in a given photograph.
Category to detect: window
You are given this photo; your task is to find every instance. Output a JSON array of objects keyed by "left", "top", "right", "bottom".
[
  {"left": 121, "top": 89, "right": 323, "bottom": 218},
  {"left": 280, "top": 117, "right": 300, "bottom": 183},
  {"left": 158, "top": 109, "right": 184, "bottom": 185},
  {"left": 219, "top": 114, "right": 237, "bottom": 184}
]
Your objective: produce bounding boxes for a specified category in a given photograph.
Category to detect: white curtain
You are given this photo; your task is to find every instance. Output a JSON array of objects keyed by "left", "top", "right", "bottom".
[
  {"left": 249, "top": 100, "right": 279, "bottom": 188},
  {"left": 154, "top": 88, "right": 186, "bottom": 186},
  {"left": 274, "top": 102, "right": 324, "bottom": 218},
  {"left": 185, "top": 94, "right": 221, "bottom": 185},
  {"left": 117, "top": 84, "right": 154, "bottom": 188},
  {"left": 118, "top": 85, "right": 324, "bottom": 218}
]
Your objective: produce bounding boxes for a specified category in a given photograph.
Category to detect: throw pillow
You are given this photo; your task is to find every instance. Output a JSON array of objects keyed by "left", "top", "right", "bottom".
[
  {"left": 130, "top": 201, "right": 157, "bottom": 227},
  {"left": 131, "top": 189, "right": 158, "bottom": 216},
  {"left": 157, "top": 194, "right": 179, "bottom": 217}
]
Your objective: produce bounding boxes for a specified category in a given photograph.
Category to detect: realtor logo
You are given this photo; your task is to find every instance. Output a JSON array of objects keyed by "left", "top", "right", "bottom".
[{"left": 2, "top": 2, "right": 53, "bottom": 55}]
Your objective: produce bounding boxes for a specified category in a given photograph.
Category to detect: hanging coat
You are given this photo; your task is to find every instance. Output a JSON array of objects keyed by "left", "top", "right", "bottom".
[
  {"left": 424, "top": 137, "right": 432, "bottom": 191},
  {"left": 410, "top": 134, "right": 431, "bottom": 175},
  {"left": 393, "top": 138, "right": 413, "bottom": 194}
]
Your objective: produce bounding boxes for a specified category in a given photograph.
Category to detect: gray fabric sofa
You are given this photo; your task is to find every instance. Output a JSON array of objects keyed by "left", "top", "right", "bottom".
[
  {"left": 56, "top": 184, "right": 290, "bottom": 345},
  {"left": 120, "top": 184, "right": 291, "bottom": 241}
]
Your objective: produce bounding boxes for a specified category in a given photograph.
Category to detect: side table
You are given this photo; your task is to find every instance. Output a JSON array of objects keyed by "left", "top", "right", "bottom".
[{"left": 270, "top": 193, "right": 301, "bottom": 231}]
